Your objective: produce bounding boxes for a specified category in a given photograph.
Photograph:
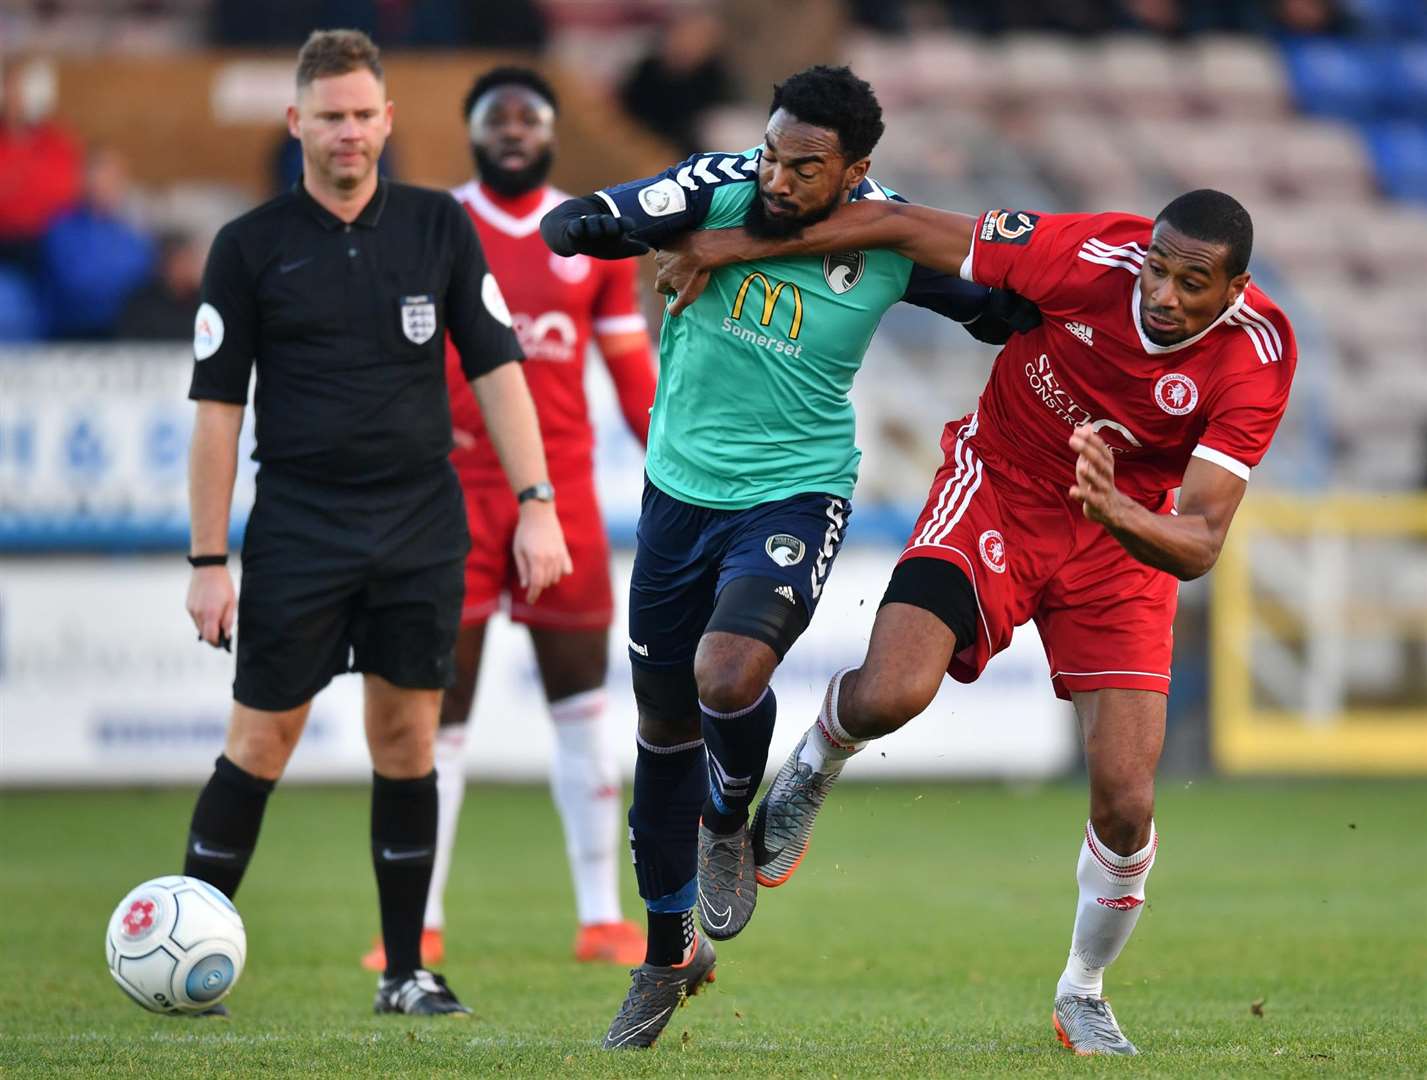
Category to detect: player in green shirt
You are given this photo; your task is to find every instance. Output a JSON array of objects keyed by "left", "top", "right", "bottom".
[{"left": 542, "top": 64, "right": 1037, "bottom": 1049}]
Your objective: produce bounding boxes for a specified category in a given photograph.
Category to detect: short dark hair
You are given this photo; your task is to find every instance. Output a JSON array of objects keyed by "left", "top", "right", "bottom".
[
  {"left": 1154, "top": 189, "right": 1253, "bottom": 278},
  {"left": 768, "top": 65, "right": 884, "bottom": 163},
  {"left": 296, "top": 29, "right": 383, "bottom": 90},
  {"left": 462, "top": 66, "right": 558, "bottom": 122}
]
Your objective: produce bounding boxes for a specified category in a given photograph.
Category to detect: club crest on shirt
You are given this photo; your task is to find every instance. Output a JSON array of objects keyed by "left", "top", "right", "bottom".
[
  {"left": 980, "top": 209, "right": 1039, "bottom": 245},
  {"left": 978, "top": 530, "right": 1007, "bottom": 574},
  {"left": 823, "top": 251, "right": 865, "bottom": 294},
  {"left": 401, "top": 295, "right": 436, "bottom": 344},
  {"left": 1154, "top": 372, "right": 1199, "bottom": 416},
  {"left": 547, "top": 251, "right": 592, "bottom": 284},
  {"left": 765, "top": 533, "right": 806, "bottom": 567}
]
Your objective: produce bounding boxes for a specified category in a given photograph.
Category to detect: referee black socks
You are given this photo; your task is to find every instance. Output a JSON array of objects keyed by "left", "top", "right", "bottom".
[
  {"left": 371, "top": 770, "right": 438, "bottom": 978},
  {"left": 183, "top": 754, "right": 276, "bottom": 900}
]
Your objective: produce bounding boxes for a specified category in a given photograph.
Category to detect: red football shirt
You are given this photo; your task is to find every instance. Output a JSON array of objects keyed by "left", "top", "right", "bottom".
[
  {"left": 444, "top": 182, "right": 652, "bottom": 482},
  {"left": 961, "top": 210, "right": 1296, "bottom": 503}
]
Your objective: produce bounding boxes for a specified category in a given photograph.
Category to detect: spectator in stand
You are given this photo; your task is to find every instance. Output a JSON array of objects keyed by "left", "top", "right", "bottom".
[
  {"left": 39, "top": 145, "right": 155, "bottom": 339},
  {"left": 617, "top": 9, "right": 732, "bottom": 159},
  {"left": 117, "top": 231, "right": 205, "bottom": 341},
  {"left": 0, "top": 57, "right": 81, "bottom": 268}
]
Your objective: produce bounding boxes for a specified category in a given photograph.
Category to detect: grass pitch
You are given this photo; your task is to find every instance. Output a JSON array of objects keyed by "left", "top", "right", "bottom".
[{"left": 1, "top": 778, "right": 1423, "bottom": 1077}]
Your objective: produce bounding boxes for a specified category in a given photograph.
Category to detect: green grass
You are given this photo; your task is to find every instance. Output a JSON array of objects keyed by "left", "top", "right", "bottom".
[{"left": 1, "top": 779, "right": 1423, "bottom": 1077}]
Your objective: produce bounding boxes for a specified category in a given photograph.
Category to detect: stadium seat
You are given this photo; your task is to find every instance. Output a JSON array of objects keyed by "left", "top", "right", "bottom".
[
  {"left": 1382, "top": 44, "right": 1427, "bottom": 119},
  {"left": 0, "top": 267, "right": 42, "bottom": 342},
  {"left": 1281, "top": 39, "right": 1381, "bottom": 123},
  {"left": 1250, "top": 202, "right": 1354, "bottom": 270},
  {"left": 1344, "top": 201, "right": 1427, "bottom": 275},
  {"left": 1345, "top": 0, "right": 1427, "bottom": 41},
  {"left": 1000, "top": 34, "right": 1096, "bottom": 110},
  {"left": 1081, "top": 36, "right": 1189, "bottom": 118},
  {"left": 848, "top": 32, "right": 1001, "bottom": 109},
  {"left": 1190, "top": 36, "right": 1292, "bottom": 118},
  {"left": 1028, "top": 108, "right": 1147, "bottom": 208},
  {"left": 1363, "top": 121, "right": 1427, "bottom": 202}
]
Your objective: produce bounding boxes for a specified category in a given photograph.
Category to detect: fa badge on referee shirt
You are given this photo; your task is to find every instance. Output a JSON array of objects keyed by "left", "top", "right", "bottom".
[{"left": 401, "top": 295, "right": 436, "bottom": 344}]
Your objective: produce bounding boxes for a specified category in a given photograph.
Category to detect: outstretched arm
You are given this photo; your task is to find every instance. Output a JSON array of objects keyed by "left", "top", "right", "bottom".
[{"left": 658, "top": 201, "right": 979, "bottom": 313}]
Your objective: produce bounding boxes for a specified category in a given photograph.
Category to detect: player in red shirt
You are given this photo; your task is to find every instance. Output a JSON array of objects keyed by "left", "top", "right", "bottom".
[
  {"left": 362, "top": 67, "right": 655, "bottom": 973},
  {"left": 655, "top": 189, "right": 1295, "bottom": 1054}
]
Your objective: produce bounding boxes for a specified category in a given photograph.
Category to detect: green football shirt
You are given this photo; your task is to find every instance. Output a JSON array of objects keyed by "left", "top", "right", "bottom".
[{"left": 597, "top": 149, "right": 981, "bottom": 509}]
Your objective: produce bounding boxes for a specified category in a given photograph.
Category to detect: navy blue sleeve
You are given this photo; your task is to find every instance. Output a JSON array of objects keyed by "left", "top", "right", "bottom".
[
  {"left": 901, "top": 263, "right": 994, "bottom": 322},
  {"left": 596, "top": 151, "right": 758, "bottom": 246}
]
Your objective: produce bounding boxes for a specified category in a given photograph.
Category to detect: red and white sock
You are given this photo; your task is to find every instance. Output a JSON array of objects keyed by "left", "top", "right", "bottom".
[
  {"left": 549, "top": 688, "right": 623, "bottom": 926},
  {"left": 797, "top": 668, "right": 867, "bottom": 774},
  {"left": 1056, "top": 820, "right": 1158, "bottom": 1000},
  {"left": 423, "top": 723, "right": 469, "bottom": 930}
]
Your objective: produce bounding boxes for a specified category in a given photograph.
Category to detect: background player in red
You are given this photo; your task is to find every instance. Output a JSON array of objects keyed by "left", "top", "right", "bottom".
[
  {"left": 363, "top": 67, "right": 656, "bottom": 972},
  {"left": 656, "top": 188, "right": 1295, "bottom": 1054}
]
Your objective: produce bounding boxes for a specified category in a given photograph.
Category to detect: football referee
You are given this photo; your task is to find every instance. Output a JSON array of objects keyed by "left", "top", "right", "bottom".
[{"left": 181, "top": 30, "right": 570, "bottom": 1017}]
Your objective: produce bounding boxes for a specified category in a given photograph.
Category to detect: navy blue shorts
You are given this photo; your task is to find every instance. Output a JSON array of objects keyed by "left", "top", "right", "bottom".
[{"left": 627, "top": 478, "right": 851, "bottom": 668}]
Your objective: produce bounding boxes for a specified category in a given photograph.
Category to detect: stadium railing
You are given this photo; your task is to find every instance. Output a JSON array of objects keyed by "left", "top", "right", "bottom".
[{"left": 1211, "top": 490, "right": 1427, "bottom": 775}]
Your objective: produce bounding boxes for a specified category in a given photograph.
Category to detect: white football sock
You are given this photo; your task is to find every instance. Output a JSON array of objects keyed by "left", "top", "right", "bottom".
[
  {"left": 1056, "top": 820, "right": 1158, "bottom": 1000},
  {"left": 549, "top": 688, "right": 622, "bottom": 926},
  {"left": 797, "top": 668, "right": 867, "bottom": 774},
  {"left": 423, "top": 723, "right": 469, "bottom": 930}
]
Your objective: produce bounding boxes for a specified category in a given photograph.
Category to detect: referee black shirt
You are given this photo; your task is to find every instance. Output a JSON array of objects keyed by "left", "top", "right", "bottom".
[{"left": 189, "top": 178, "right": 522, "bottom": 485}]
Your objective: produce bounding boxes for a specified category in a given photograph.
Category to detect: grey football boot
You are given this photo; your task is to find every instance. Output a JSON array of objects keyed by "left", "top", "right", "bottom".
[
  {"left": 750, "top": 731, "right": 844, "bottom": 888},
  {"left": 1053, "top": 995, "right": 1139, "bottom": 1055},
  {"left": 696, "top": 822, "right": 757, "bottom": 940},
  {"left": 602, "top": 935, "right": 717, "bottom": 1049}
]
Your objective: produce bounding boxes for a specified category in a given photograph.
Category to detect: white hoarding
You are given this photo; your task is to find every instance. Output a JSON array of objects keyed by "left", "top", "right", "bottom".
[{"left": 0, "top": 552, "right": 1074, "bottom": 786}]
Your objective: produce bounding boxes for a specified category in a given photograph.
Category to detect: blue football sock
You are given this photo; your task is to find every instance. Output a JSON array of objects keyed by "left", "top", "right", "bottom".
[
  {"left": 700, "top": 686, "right": 777, "bottom": 834},
  {"left": 629, "top": 735, "right": 706, "bottom": 964}
]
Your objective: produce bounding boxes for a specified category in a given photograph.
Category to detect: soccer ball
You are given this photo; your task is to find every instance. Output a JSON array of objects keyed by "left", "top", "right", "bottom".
[{"left": 104, "top": 875, "right": 246, "bottom": 1014}]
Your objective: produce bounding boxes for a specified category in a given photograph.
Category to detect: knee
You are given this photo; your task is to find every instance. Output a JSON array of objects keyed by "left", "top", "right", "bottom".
[
  {"left": 632, "top": 663, "right": 701, "bottom": 747},
  {"left": 844, "top": 668, "right": 936, "bottom": 739},
  {"left": 369, "top": 711, "right": 436, "bottom": 778},
  {"left": 226, "top": 717, "right": 302, "bottom": 781},
  {"left": 693, "top": 650, "right": 768, "bottom": 714},
  {"left": 1090, "top": 785, "right": 1156, "bottom": 853}
]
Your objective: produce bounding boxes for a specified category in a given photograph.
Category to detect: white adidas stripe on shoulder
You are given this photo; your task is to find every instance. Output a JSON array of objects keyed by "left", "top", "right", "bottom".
[
  {"left": 1078, "top": 249, "right": 1142, "bottom": 274},
  {"left": 1078, "top": 236, "right": 1145, "bottom": 274},
  {"left": 1084, "top": 236, "right": 1146, "bottom": 259},
  {"left": 1239, "top": 302, "right": 1284, "bottom": 357},
  {"left": 1229, "top": 311, "right": 1279, "bottom": 365}
]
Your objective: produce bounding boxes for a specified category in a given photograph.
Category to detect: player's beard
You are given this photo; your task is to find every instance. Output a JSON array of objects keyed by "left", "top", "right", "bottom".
[
  {"left": 474, "top": 145, "right": 553, "bottom": 197},
  {"left": 744, "top": 189, "right": 841, "bottom": 239}
]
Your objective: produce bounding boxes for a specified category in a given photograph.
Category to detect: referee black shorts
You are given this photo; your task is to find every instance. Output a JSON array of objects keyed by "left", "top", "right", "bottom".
[{"left": 233, "top": 466, "right": 470, "bottom": 712}]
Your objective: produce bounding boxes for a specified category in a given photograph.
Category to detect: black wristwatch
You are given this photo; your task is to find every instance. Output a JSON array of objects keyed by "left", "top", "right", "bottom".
[{"left": 516, "top": 482, "right": 555, "bottom": 505}]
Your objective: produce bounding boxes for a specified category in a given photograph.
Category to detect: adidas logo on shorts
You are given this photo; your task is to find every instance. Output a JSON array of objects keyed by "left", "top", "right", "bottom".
[{"left": 774, "top": 585, "right": 796, "bottom": 604}]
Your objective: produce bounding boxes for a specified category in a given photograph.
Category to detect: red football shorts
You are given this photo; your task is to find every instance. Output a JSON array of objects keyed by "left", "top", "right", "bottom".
[
  {"left": 899, "top": 419, "right": 1178, "bottom": 700},
  {"left": 456, "top": 469, "right": 613, "bottom": 631}
]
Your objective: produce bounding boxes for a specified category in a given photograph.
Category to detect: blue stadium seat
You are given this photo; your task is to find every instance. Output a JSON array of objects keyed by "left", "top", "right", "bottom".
[
  {"left": 1363, "top": 121, "right": 1427, "bottom": 202},
  {"left": 0, "top": 267, "right": 42, "bottom": 341},
  {"left": 1281, "top": 39, "right": 1381, "bottom": 122},
  {"left": 1345, "top": 0, "right": 1427, "bottom": 40},
  {"left": 1384, "top": 44, "right": 1427, "bottom": 119}
]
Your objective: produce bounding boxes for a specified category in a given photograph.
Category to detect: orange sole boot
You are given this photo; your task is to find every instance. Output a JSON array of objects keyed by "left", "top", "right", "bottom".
[
  {"left": 360, "top": 927, "right": 445, "bottom": 972},
  {"left": 573, "top": 920, "right": 646, "bottom": 965}
]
